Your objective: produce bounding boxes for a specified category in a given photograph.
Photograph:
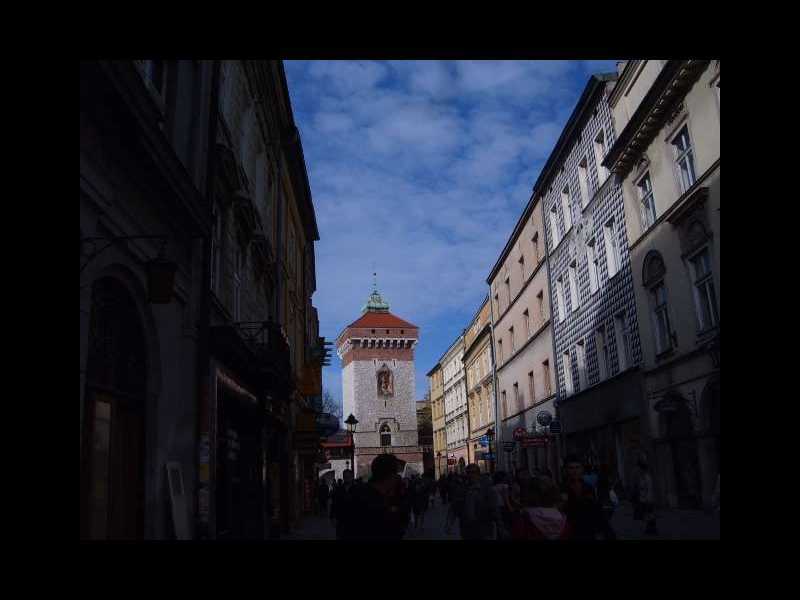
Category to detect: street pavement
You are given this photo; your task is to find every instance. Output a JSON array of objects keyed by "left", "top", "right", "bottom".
[{"left": 281, "top": 497, "right": 719, "bottom": 541}]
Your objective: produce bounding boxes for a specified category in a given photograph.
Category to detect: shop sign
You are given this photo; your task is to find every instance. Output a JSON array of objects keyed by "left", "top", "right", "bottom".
[
  {"left": 522, "top": 436, "right": 551, "bottom": 448},
  {"left": 479, "top": 435, "right": 489, "bottom": 447}
]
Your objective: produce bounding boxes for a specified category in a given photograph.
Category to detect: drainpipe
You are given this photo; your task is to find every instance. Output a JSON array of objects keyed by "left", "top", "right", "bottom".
[{"left": 196, "top": 59, "right": 221, "bottom": 540}]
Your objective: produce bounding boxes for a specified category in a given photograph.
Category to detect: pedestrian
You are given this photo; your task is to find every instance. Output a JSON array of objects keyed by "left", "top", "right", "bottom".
[
  {"left": 332, "top": 470, "right": 356, "bottom": 539},
  {"left": 411, "top": 476, "right": 430, "bottom": 530},
  {"left": 439, "top": 475, "right": 449, "bottom": 505},
  {"left": 446, "top": 473, "right": 466, "bottom": 534},
  {"left": 512, "top": 476, "right": 570, "bottom": 540},
  {"left": 317, "top": 479, "right": 330, "bottom": 516},
  {"left": 492, "top": 471, "right": 514, "bottom": 539},
  {"left": 460, "top": 464, "right": 500, "bottom": 540},
  {"left": 637, "top": 460, "right": 658, "bottom": 536},
  {"left": 341, "top": 454, "right": 411, "bottom": 540},
  {"left": 562, "top": 455, "right": 616, "bottom": 540}
]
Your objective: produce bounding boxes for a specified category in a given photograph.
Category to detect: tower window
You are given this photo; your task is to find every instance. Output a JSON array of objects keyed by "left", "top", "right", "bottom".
[{"left": 380, "top": 423, "right": 391, "bottom": 447}]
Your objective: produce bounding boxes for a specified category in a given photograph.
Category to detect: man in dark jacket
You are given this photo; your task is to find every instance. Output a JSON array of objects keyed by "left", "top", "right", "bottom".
[
  {"left": 332, "top": 470, "right": 355, "bottom": 539},
  {"left": 562, "top": 455, "right": 616, "bottom": 540},
  {"left": 342, "top": 454, "right": 411, "bottom": 540},
  {"left": 460, "top": 464, "right": 500, "bottom": 540}
]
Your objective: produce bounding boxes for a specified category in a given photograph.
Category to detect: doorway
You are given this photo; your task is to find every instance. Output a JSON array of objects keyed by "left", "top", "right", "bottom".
[{"left": 80, "top": 277, "right": 147, "bottom": 540}]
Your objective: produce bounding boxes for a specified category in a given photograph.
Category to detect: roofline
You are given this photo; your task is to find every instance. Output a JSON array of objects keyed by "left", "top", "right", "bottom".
[
  {"left": 464, "top": 322, "right": 492, "bottom": 360},
  {"left": 486, "top": 73, "right": 617, "bottom": 284},
  {"left": 466, "top": 294, "right": 490, "bottom": 328},
  {"left": 278, "top": 61, "right": 320, "bottom": 242},
  {"left": 425, "top": 363, "right": 442, "bottom": 377},
  {"left": 437, "top": 332, "right": 465, "bottom": 365}
]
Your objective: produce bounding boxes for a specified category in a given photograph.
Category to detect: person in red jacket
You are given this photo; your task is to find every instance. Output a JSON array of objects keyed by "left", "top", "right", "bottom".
[{"left": 512, "top": 476, "right": 570, "bottom": 540}]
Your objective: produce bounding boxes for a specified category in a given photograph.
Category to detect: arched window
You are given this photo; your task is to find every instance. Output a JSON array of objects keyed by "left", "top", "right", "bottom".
[
  {"left": 643, "top": 251, "right": 673, "bottom": 354},
  {"left": 380, "top": 423, "right": 391, "bottom": 447}
]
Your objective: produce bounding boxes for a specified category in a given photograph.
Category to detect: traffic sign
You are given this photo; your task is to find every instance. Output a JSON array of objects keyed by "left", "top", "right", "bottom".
[
  {"left": 479, "top": 435, "right": 489, "bottom": 447},
  {"left": 536, "top": 410, "right": 553, "bottom": 427},
  {"left": 513, "top": 427, "right": 527, "bottom": 441},
  {"left": 522, "top": 436, "right": 551, "bottom": 448}
]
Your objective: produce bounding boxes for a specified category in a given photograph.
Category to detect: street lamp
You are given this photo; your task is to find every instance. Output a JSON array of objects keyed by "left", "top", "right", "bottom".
[
  {"left": 486, "top": 427, "right": 495, "bottom": 474},
  {"left": 345, "top": 414, "right": 358, "bottom": 479}
]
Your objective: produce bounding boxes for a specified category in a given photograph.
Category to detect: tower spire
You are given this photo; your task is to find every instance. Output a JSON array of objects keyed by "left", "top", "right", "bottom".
[{"left": 362, "top": 267, "right": 390, "bottom": 313}]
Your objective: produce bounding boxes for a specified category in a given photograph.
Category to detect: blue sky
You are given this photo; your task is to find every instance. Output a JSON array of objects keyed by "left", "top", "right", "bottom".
[{"left": 284, "top": 60, "right": 618, "bottom": 416}]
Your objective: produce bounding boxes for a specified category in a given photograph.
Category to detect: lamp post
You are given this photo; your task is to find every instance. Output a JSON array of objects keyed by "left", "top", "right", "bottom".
[
  {"left": 345, "top": 414, "right": 358, "bottom": 479},
  {"left": 486, "top": 427, "right": 495, "bottom": 474}
]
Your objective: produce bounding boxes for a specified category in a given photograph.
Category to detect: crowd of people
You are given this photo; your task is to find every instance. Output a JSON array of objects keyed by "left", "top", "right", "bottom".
[{"left": 314, "top": 453, "right": 670, "bottom": 540}]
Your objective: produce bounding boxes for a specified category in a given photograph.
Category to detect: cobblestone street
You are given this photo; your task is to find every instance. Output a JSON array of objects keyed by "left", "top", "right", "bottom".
[{"left": 282, "top": 497, "right": 719, "bottom": 540}]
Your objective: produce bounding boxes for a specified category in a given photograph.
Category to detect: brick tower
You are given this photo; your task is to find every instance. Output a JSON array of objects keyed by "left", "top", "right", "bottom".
[{"left": 336, "top": 283, "right": 422, "bottom": 479}]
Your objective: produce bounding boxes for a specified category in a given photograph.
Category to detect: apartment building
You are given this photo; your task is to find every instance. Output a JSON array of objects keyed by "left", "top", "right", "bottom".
[
  {"left": 604, "top": 60, "right": 720, "bottom": 509},
  {"left": 487, "top": 181, "right": 558, "bottom": 476},
  {"left": 427, "top": 363, "right": 447, "bottom": 478},
  {"left": 441, "top": 335, "right": 468, "bottom": 473},
  {"left": 463, "top": 297, "right": 496, "bottom": 473}
]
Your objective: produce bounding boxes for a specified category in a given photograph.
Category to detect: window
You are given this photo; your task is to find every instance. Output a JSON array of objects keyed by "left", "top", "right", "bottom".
[
  {"left": 505, "top": 278, "right": 511, "bottom": 306},
  {"left": 513, "top": 383, "right": 520, "bottom": 414},
  {"left": 587, "top": 239, "right": 599, "bottom": 294},
  {"left": 537, "top": 291, "right": 545, "bottom": 323},
  {"left": 380, "top": 423, "right": 391, "bottom": 446},
  {"left": 576, "top": 340, "right": 587, "bottom": 390},
  {"left": 532, "top": 232, "right": 540, "bottom": 264},
  {"left": 556, "top": 277, "right": 566, "bottom": 323},
  {"left": 543, "top": 360, "right": 552, "bottom": 396},
  {"left": 509, "top": 327, "right": 515, "bottom": 353},
  {"left": 594, "top": 129, "right": 609, "bottom": 184},
  {"left": 568, "top": 260, "right": 579, "bottom": 311},
  {"left": 497, "top": 339, "right": 503, "bottom": 364},
  {"left": 691, "top": 248, "right": 719, "bottom": 331},
  {"left": 561, "top": 186, "right": 573, "bottom": 232},
  {"left": 523, "top": 309, "right": 530, "bottom": 339},
  {"left": 233, "top": 247, "right": 243, "bottom": 320},
  {"left": 595, "top": 326, "right": 609, "bottom": 381},
  {"left": 651, "top": 283, "right": 673, "bottom": 354},
  {"left": 638, "top": 172, "right": 657, "bottom": 230},
  {"left": 549, "top": 205, "right": 561, "bottom": 249},
  {"left": 604, "top": 218, "right": 620, "bottom": 278},
  {"left": 502, "top": 391, "right": 508, "bottom": 418},
  {"left": 519, "top": 254, "right": 525, "bottom": 281},
  {"left": 614, "top": 312, "right": 631, "bottom": 371},
  {"left": 494, "top": 293, "right": 500, "bottom": 317},
  {"left": 578, "top": 156, "right": 590, "bottom": 208},
  {"left": 563, "top": 351, "right": 574, "bottom": 396},
  {"left": 672, "top": 124, "right": 697, "bottom": 194},
  {"left": 528, "top": 371, "right": 535, "bottom": 405},
  {"left": 210, "top": 206, "right": 222, "bottom": 293}
]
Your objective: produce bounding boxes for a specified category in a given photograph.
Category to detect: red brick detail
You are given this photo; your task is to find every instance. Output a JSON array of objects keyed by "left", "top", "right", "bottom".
[{"left": 341, "top": 347, "right": 415, "bottom": 367}]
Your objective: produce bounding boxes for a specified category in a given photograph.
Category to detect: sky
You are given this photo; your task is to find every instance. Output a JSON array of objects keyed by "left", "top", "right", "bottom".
[{"left": 284, "top": 60, "right": 619, "bottom": 418}]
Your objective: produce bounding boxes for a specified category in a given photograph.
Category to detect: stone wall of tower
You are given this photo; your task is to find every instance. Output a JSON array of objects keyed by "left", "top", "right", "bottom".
[{"left": 348, "top": 357, "right": 419, "bottom": 448}]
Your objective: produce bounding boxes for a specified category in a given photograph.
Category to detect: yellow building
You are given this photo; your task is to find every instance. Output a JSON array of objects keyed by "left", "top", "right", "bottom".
[
  {"left": 463, "top": 297, "right": 496, "bottom": 472},
  {"left": 427, "top": 363, "right": 446, "bottom": 478}
]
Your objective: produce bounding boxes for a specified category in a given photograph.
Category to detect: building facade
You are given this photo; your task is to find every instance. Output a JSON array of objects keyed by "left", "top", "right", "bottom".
[
  {"left": 539, "top": 72, "right": 647, "bottom": 490},
  {"left": 80, "top": 60, "right": 217, "bottom": 540},
  {"left": 427, "top": 364, "right": 446, "bottom": 478},
  {"left": 604, "top": 60, "right": 720, "bottom": 509},
  {"left": 441, "top": 335, "right": 468, "bottom": 473},
  {"left": 463, "top": 297, "right": 497, "bottom": 473},
  {"left": 487, "top": 171, "right": 558, "bottom": 476},
  {"left": 80, "top": 60, "right": 323, "bottom": 541},
  {"left": 336, "top": 287, "right": 423, "bottom": 479},
  {"left": 417, "top": 399, "right": 435, "bottom": 476}
]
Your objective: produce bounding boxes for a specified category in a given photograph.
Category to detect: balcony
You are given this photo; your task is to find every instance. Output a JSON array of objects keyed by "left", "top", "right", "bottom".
[{"left": 210, "top": 319, "right": 294, "bottom": 398}]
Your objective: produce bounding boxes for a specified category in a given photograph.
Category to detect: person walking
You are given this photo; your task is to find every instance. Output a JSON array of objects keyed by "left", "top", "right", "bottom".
[
  {"left": 512, "top": 476, "right": 570, "bottom": 540},
  {"left": 411, "top": 476, "right": 431, "bottom": 530},
  {"left": 439, "top": 474, "right": 449, "bottom": 505},
  {"left": 445, "top": 474, "right": 466, "bottom": 534},
  {"left": 341, "top": 454, "right": 411, "bottom": 540},
  {"left": 317, "top": 479, "right": 330, "bottom": 516},
  {"left": 460, "top": 464, "right": 500, "bottom": 540},
  {"left": 561, "top": 455, "right": 616, "bottom": 540},
  {"left": 492, "top": 471, "right": 514, "bottom": 540},
  {"left": 637, "top": 460, "right": 658, "bottom": 536},
  {"left": 332, "top": 470, "right": 356, "bottom": 539}
]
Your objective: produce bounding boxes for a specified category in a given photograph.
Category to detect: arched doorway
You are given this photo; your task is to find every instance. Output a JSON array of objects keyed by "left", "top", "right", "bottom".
[{"left": 80, "top": 277, "right": 147, "bottom": 539}]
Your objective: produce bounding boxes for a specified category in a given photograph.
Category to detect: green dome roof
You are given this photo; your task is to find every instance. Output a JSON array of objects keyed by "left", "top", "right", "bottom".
[{"left": 362, "top": 288, "right": 390, "bottom": 313}]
